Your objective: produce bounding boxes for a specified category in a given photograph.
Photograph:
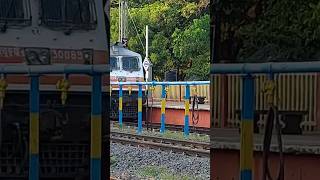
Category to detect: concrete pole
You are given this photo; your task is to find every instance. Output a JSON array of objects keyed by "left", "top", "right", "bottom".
[
  {"left": 146, "top": 25, "right": 149, "bottom": 59},
  {"left": 118, "top": 0, "right": 121, "bottom": 42}
]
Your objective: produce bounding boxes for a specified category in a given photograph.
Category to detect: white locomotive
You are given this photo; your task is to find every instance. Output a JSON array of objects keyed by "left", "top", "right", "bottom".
[
  {"left": 110, "top": 42, "right": 146, "bottom": 119},
  {"left": 110, "top": 0, "right": 148, "bottom": 119},
  {"left": 110, "top": 42, "right": 144, "bottom": 88}
]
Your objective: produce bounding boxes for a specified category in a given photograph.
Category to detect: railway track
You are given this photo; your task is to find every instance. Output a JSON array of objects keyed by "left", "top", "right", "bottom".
[
  {"left": 110, "top": 121, "right": 210, "bottom": 135},
  {"left": 110, "top": 131, "right": 210, "bottom": 157}
]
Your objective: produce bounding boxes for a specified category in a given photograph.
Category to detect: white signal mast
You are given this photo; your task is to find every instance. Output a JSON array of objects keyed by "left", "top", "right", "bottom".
[
  {"left": 118, "top": 0, "right": 128, "bottom": 46},
  {"left": 144, "top": 25, "right": 152, "bottom": 82}
]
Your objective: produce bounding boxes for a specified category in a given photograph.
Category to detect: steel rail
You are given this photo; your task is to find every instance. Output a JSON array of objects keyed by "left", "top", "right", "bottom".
[
  {"left": 110, "top": 121, "right": 210, "bottom": 134},
  {"left": 111, "top": 131, "right": 210, "bottom": 147},
  {"left": 110, "top": 131, "right": 210, "bottom": 157}
]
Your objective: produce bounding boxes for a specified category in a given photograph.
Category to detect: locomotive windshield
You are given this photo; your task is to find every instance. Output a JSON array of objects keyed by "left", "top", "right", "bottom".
[
  {"left": 111, "top": 56, "right": 119, "bottom": 71},
  {"left": 0, "top": 0, "right": 31, "bottom": 28},
  {"left": 41, "top": 0, "right": 97, "bottom": 30},
  {"left": 122, "top": 56, "right": 140, "bottom": 72},
  {"left": 0, "top": 0, "right": 23, "bottom": 19}
]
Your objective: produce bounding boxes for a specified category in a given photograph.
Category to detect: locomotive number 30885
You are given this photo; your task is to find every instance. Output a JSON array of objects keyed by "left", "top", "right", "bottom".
[{"left": 51, "top": 49, "right": 83, "bottom": 61}]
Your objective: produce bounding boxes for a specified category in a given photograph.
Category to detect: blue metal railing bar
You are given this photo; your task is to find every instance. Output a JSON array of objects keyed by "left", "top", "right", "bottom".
[
  {"left": 114, "top": 81, "right": 210, "bottom": 138},
  {"left": 208, "top": 61, "right": 320, "bottom": 180},
  {"left": 111, "top": 81, "right": 210, "bottom": 85},
  {"left": 0, "top": 66, "right": 109, "bottom": 180},
  {"left": 211, "top": 61, "right": 320, "bottom": 74},
  {"left": 0, "top": 64, "right": 110, "bottom": 74}
]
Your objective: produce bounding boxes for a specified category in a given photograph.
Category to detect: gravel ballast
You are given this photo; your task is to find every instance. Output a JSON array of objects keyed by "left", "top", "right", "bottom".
[{"left": 110, "top": 143, "right": 210, "bottom": 179}]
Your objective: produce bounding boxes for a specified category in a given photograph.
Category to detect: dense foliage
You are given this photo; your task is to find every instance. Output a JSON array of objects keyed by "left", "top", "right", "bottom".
[
  {"left": 110, "top": 0, "right": 210, "bottom": 81},
  {"left": 215, "top": 0, "right": 320, "bottom": 62},
  {"left": 110, "top": 0, "right": 320, "bottom": 80}
]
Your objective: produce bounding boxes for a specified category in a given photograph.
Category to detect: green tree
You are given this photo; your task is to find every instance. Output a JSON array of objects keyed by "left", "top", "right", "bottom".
[
  {"left": 237, "top": 0, "right": 320, "bottom": 61},
  {"left": 213, "top": 0, "right": 320, "bottom": 62},
  {"left": 172, "top": 15, "right": 210, "bottom": 80},
  {"left": 110, "top": 0, "right": 210, "bottom": 81}
]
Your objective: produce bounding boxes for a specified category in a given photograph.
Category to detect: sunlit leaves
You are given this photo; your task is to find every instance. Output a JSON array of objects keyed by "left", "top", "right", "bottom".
[
  {"left": 237, "top": 0, "right": 320, "bottom": 61},
  {"left": 110, "top": 0, "right": 210, "bottom": 80},
  {"left": 181, "top": 3, "right": 197, "bottom": 18},
  {"left": 172, "top": 15, "right": 210, "bottom": 80}
]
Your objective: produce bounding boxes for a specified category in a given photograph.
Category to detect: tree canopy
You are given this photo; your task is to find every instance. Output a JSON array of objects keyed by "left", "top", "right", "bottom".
[
  {"left": 110, "top": 0, "right": 210, "bottom": 81},
  {"left": 110, "top": 0, "right": 320, "bottom": 80},
  {"left": 214, "top": 0, "right": 320, "bottom": 62}
]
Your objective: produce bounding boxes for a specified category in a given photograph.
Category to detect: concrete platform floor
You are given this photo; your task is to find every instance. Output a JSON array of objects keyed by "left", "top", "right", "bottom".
[
  {"left": 211, "top": 128, "right": 320, "bottom": 180},
  {"left": 211, "top": 128, "right": 320, "bottom": 154}
]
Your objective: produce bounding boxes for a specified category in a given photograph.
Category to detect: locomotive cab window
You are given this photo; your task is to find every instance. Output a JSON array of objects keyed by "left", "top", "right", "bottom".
[
  {"left": 122, "top": 56, "right": 140, "bottom": 72},
  {"left": 111, "top": 56, "right": 120, "bottom": 71},
  {"left": 40, "top": 0, "right": 97, "bottom": 30},
  {"left": 0, "top": 0, "right": 31, "bottom": 29}
]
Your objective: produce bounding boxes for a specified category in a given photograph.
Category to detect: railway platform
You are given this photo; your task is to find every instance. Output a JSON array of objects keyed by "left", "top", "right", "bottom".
[
  {"left": 112, "top": 81, "right": 210, "bottom": 136},
  {"left": 211, "top": 128, "right": 320, "bottom": 180},
  {"left": 211, "top": 61, "right": 320, "bottom": 180},
  {"left": 144, "top": 100, "right": 210, "bottom": 128}
]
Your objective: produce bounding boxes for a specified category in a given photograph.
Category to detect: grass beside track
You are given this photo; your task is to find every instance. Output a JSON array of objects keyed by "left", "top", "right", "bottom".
[
  {"left": 136, "top": 166, "right": 195, "bottom": 180},
  {"left": 111, "top": 124, "right": 209, "bottom": 143}
]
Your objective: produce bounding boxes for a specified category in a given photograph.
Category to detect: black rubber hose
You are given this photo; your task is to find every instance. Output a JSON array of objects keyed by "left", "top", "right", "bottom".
[
  {"left": 262, "top": 106, "right": 284, "bottom": 180},
  {"left": 262, "top": 106, "right": 274, "bottom": 180},
  {"left": 191, "top": 95, "right": 200, "bottom": 127},
  {"left": 150, "top": 91, "right": 154, "bottom": 130},
  {"left": 274, "top": 107, "right": 284, "bottom": 180}
]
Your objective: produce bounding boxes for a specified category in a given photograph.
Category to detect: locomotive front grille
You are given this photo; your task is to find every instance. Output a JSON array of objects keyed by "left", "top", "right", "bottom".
[
  {"left": 0, "top": 143, "right": 28, "bottom": 177},
  {"left": 111, "top": 105, "right": 138, "bottom": 119},
  {"left": 0, "top": 143, "right": 89, "bottom": 178},
  {"left": 40, "top": 143, "right": 89, "bottom": 177}
]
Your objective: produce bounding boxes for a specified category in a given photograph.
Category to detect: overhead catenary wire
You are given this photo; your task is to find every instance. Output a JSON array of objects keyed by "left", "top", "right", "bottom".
[{"left": 125, "top": 4, "right": 145, "bottom": 52}]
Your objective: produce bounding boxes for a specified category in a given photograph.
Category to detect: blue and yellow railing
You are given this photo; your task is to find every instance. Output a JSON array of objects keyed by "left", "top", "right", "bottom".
[
  {"left": 160, "top": 85, "right": 166, "bottom": 133},
  {"left": 211, "top": 61, "right": 320, "bottom": 180},
  {"left": 111, "top": 81, "right": 210, "bottom": 137},
  {"left": 0, "top": 64, "right": 109, "bottom": 180},
  {"left": 29, "top": 75, "right": 39, "bottom": 180}
]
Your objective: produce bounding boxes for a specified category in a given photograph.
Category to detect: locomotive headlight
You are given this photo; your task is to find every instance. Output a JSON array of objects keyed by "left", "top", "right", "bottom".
[
  {"left": 82, "top": 49, "right": 93, "bottom": 64},
  {"left": 25, "top": 48, "right": 50, "bottom": 65},
  {"left": 38, "top": 49, "right": 50, "bottom": 63},
  {"left": 118, "top": 77, "right": 126, "bottom": 82},
  {"left": 25, "top": 51, "right": 38, "bottom": 64}
]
